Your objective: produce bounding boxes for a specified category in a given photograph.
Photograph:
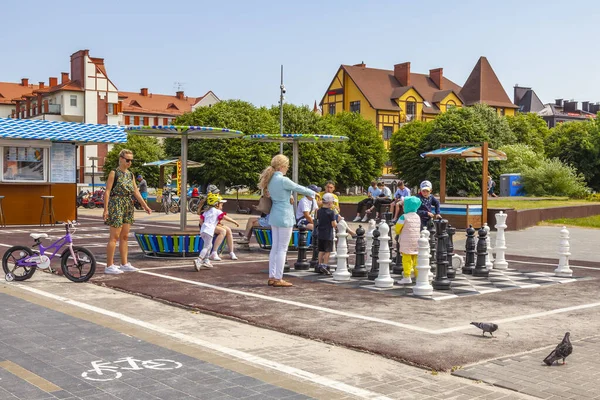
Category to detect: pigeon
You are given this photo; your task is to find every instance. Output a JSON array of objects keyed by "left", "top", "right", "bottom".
[
  {"left": 543, "top": 332, "right": 572, "bottom": 366},
  {"left": 470, "top": 322, "right": 499, "bottom": 337}
]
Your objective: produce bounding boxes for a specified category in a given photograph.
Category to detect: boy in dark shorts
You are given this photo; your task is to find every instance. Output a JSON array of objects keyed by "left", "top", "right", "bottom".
[{"left": 316, "top": 193, "right": 337, "bottom": 275}]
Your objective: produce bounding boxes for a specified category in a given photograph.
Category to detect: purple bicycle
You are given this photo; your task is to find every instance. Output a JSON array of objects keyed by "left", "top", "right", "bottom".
[{"left": 2, "top": 221, "right": 96, "bottom": 283}]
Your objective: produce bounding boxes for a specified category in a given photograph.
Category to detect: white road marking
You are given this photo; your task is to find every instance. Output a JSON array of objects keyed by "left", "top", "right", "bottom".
[
  {"left": 507, "top": 258, "right": 600, "bottom": 271},
  {"left": 141, "top": 259, "right": 271, "bottom": 270},
  {"left": 8, "top": 285, "right": 392, "bottom": 400}
]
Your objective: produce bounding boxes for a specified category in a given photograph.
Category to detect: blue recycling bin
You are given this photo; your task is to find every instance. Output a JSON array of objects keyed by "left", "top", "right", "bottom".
[{"left": 500, "top": 173, "right": 524, "bottom": 197}]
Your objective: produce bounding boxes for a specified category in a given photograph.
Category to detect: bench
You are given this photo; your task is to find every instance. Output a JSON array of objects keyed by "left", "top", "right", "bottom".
[
  {"left": 253, "top": 227, "right": 313, "bottom": 250},
  {"left": 134, "top": 231, "right": 226, "bottom": 258}
]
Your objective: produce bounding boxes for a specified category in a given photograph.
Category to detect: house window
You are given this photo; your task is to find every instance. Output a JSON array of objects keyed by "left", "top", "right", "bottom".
[
  {"left": 349, "top": 101, "right": 360, "bottom": 113},
  {"left": 2, "top": 146, "right": 47, "bottom": 182},
  {"left": 124, "top": 116, "right": 130, "bottom": 125},
  {"left": 70, "top": 95, "right": 77, "bottom": 107},
  {"left": 163, "top": 118, "right": 168, "bottom": 125},
  {"left": 108, "top": 104, "right": 115, "bottom": 115},
  {"left": 382, "top": 126, "right": 393, "bottom": 140},
  {"left": 142, "top": 117, "right": 148, "bottom": 126},
  {"left": 446, "top": 101, "right": 456, "bottom": 111},
  {"left": 499, "top": 108, "right": 505, "bottom": 116},
  {"left": 406, "top": 101, "right": 416, "bottom": 117},
  {"left": 134, "top": 116, "right": 140, "bottom": 125},
  {"left": 329, "top": 103, "right": 336, "bottom": 115}
]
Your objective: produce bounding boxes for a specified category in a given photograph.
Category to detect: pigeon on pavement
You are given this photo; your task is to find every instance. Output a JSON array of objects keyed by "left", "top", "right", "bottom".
[
  {"left": 543, "top": 332, "right": 572, "bottom": 366},
  {"left": 470, "top": 322, "right": 499, "bottom": 337}
]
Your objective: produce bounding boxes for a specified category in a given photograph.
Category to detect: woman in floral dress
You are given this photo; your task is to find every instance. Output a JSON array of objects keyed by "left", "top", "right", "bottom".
[{"left": 103, "top": 149, "right": 152, "bottom": 274}]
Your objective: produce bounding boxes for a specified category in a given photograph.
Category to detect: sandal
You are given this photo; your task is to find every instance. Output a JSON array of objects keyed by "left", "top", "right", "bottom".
[{"left": 272, "top": 279, "right": 293, "bottom": 287}]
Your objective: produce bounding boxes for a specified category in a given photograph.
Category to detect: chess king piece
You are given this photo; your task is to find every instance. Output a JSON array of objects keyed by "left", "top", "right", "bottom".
[
  {"left": 375, "top": 221, "right": 394, "bottom": 288},
  {"left": 368, "top": 225, "right": 381, "bottom": 281},
  {"left": 365, "top": 219, "right": 376, "bottom": 271},
  {"left": 352, "top": 225, "right": 368, "bottom": 277},
  {"left": 554, "top": 226, "right": 573, "bottom": 277},
  {"left": 463, "top": 225, "right": 476, "bottom": 275},
  {"left": 493, "top": 211, "right": 508, "bottom": 270},
  {"left": 294, "top": 224, "right": 310, "bottom": 270},
  {"left": 473, "top": 227, "right": 490, "bottom": 277},
  {"left": 432, "top": 218, "right": 451, "bottom": 290},
  {"left": 446, "top": 224, "right": 456, "bottom": 279},
  {"left": 421, "top": 228, "right": 434, "bottom": 281},
  {"left": 413, "top": 229, "right": 434, "bottom": 296},
  {"left": 333, "top": 220, "right": 351, "bottom": 281},
  {"left": 483, "top": 223, "right": 494, "bottom": 270}
]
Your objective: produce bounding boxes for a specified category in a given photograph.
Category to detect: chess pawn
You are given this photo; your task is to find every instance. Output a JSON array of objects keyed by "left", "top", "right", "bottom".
[
  {"left": 473, "top": 227, "right": 490, "bottom": 277},
  {"left": 352, "top": 225, "right": 368, "bottom": 277},
  {"left": 554, "top": 226, "right": 573, "bottom": 277},
  {"left": 432, "top": 218, "right": 451, "bottom": 290},
  {"left": 493, "top": 211, "right": 508, "bottom": 270},
  {"left": 413, "top": 229, "right": 434, "bottom": 296},
  {"left": 375, "top": 222, "right": 394, "bottom": 288},
  {"left": 365, "top": 219, "right": 376, "bottom": 270},
  {"left": 483, "top": 223, "right": 494, "bottom": 270},
  {"left": 367, "top": 225, "right": 381, "bottom": 280},
  {"left": 333, "top": 220, "right": 351, "bottom": 281},
  {"left": 294, "top": 224, "right": 310, "bottom": 270},
  {"left": 463, "top": 225, "right": 476, "bottom": 275}
]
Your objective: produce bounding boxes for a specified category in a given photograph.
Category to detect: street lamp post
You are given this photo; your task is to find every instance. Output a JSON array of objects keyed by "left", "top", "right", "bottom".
[
  {"left": 279, "top": 65, "right": 285, "bottom": 154},
  {"left": 88, "top": 156, "right": 100, "bottom": 193}
]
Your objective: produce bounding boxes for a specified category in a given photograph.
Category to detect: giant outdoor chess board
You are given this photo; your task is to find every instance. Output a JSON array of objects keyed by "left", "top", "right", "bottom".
[{"left": 283, "top": 267, "right": 586, "bottom": 301}]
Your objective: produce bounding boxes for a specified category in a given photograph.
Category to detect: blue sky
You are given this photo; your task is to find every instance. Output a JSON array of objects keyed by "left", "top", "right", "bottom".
[{"left": 2, "top": 0, "right": 599, "bottom": 108}]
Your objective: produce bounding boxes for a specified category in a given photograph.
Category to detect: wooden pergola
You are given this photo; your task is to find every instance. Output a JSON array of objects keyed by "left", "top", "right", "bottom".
[{"left": 420, "top": 142, "right": 507, "bottom": 224}]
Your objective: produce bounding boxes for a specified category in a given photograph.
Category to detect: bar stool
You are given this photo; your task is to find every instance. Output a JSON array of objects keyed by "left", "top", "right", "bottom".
[
  {"left": 40, "top": 196, "right": 56, "bottom": 226},
  {"left": 0, "top": 196, "right": 6, "bottom": 227}
]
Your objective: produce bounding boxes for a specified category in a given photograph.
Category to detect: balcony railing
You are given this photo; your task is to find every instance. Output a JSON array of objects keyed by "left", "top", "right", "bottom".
[{"left": 47, "top": 104, "right": 61, "bottom": 114}]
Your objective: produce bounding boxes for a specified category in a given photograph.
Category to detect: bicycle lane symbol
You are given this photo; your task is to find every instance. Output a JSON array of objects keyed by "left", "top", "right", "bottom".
[{"left": 81, "top": 357, "right": 182, "bottom": 381}]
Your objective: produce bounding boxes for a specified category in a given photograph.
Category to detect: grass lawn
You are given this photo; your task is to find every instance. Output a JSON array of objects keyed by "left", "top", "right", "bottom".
[{"left": 542, "top": 214, "right": 600, "bottom": 229}]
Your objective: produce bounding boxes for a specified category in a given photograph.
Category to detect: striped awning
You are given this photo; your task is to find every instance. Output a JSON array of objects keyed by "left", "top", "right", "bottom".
[
  {"left": 243, "top": 133, "right": 348, "bottom": 142},
  {"left": 0, "top": 117, "right": 126, "bottom": 144},
  {"left": 142, "top": 158, "right": 204, "bottom": 168},
  {"left": 420, "top": 146, "right": 507, "bottom": 162},
  {"left": 126, "top": 125, "right": 244, "bottom": 138}
]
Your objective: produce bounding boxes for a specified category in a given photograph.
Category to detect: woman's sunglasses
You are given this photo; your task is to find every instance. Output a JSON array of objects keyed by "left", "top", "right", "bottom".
[{"left": 121, "top": 156, "right": 134, "bottom": 163}]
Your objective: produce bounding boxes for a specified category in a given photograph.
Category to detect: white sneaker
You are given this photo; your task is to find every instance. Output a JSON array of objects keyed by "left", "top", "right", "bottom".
[
  {"left": 194, "top": 259, "right": 202, "bottom": 271},
  {"left": 201, "top": 260, "right": 213, "bottom": 269},
  {"left": 230, "top": 252, "right": 238, "bottom": 260},
  {"left": 209, "top": 252, "right": 222, "bottom": 261},
  {"left": 120, "top": 263, "right": 139, "bottom": 272},
  {"left": 352, "top": 216, "right": 361, "bottom": 222},
  {"left": 396, "top": 277, "right": 412, "bottom": 285},
  {"left": 105, "top": 265, "right": 123, "bottom": 275},
  {"left": 361, "top": 215, "right": 369, "bottom": 222}
]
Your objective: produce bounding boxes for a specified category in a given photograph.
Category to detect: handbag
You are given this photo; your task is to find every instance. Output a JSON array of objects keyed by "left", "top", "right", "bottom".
[{"left": 256, "top": 192, "right": 272, "bottom": 214}]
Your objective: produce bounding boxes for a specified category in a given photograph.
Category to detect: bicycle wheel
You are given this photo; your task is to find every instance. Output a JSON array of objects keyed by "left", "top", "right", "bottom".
[
  {"left": 188, "top": 198, "right": 199, "bottom": 213},
  {"left": 170, "top": 201, "right": 180, "bottom": 213},
  {"left": 162, "top": 199, "right": 170, "bottom": 214},
  {"left": 2, "top": 246, "right": 36, "bottom": 281},
  {"left": 61, "top": 246, "right": 96, "bottom": 282}
]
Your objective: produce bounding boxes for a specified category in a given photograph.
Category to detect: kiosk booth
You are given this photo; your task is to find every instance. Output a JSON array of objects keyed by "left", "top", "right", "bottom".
[{"left": 0, "top": 118, "right": 126, "bottom": 225}]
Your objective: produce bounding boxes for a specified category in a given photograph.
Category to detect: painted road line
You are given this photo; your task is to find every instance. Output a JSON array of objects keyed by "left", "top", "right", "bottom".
[
  {"left": 0, "top": 360, "right": 62, "bottom": 392},
  {"left": 9, "top": 285, "right": 392, "bottom": 400},
  {"left": 507, "top": 258, "right": 600, "bottom": 271},
  {"left": 141, "top": 259, "right": 271, "bottom": 270}
]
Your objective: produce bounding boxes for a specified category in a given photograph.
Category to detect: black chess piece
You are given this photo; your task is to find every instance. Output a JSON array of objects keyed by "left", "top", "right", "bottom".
[
  {"left": 428, "top": 219, "right": 437, "bottom": 275},
  {"left": 446, "top": 224, "right": 456, "bottom": 279},
  {"left": 392, "top": 233, "right": 404, "bottom": 275},
  {"left": 473, "top": 227, "right": 490, "bottom": 277},
  {"left": 463, "top": 225, "right": 476, "bottom": 275},
  {"left": 367, "top": 225, "right": 381, "bottom": 281},
  {"left": 294, "top": 224, "right": 310, "bottom": 270},
  {"left": 310, "top": 219, "right": 320, "bottom": 272},
  {"left": 384, "top": 212, "right": 396, "bottom": 272},
  {"left": 352, "top": 225, "right": 367, "bottom": 277},
  {"left": 432, "top": 218, "right": 451, "bottom": 290}
]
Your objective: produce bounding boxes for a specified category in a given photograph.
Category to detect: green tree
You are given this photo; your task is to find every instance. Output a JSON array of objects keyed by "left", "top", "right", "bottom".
[
  {"left": 521, "top": 158, "right": 589, "bottom": 198},
  {"left": 505, "top": 113, "right": 549, "bottom": 153},
  {"left": 389, "top": 120, "right": 431, "bottom": 190},
  {"left": 167, "top": 100, "right": 279, "bottom": 189},
  {"left": 498, "top": 143, "right": 543, "bottom": 174},
  {"left": 103, "top": 134, "right": 165, "bottom": 188},
  {"left": 470, "top": 103, "right": 516, "bottom": 148}
]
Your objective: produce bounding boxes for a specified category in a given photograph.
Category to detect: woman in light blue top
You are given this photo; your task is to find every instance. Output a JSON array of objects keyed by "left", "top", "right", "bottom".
[{"left": 259, "top": 154, "right": 315, "bottom": 287}]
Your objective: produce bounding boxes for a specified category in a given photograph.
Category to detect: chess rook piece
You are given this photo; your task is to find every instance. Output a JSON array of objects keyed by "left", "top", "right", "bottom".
[
  {"left": 352, "top": 225, "right": 368, "bottom": 277},
  {"left": 473, "top": 227, "right": 490, "bottom": 277},
  {"left": 384, "top": 212, "right": 396, "bottom": 272},
  {"left": 463, "top": 225, "right": 476, "bottom": 275},
  {"left": 294, "top": 224, "right": 310, "bottom": 270},
  {"left": 310, "top": 219, "right": 320, "bottom": 272},
  {"left": 428, "top": 219, "right": 437, "bottom": 275},
  {"left": 483, "top": 223, "right": 494, "bottom": 270},
  {"left": 413, "top": 229, "right": 434, "bottom": 296},
  {"left": 446, "top": 224, "right": 456, "bottom": 279},
  {"left": 554, "top": 226, "right": 573, "bottom": 277},
  {"left": 375, "top": 221, "right": 394, "bottom": 288},
  {"left": 365, "top": 219, "right": 376, "bottom": 270},
  {"left": 333, "top": 220, "right": 351, "bottom": 281},
  {"left": 493, "top": 211, "right": 508, "bottom": 270},
  {"left": 432, "top": 218, "right": 451, "bottom": 290},
  {"left": 367, "top": 225, "right": 381, "bottom": 280}
]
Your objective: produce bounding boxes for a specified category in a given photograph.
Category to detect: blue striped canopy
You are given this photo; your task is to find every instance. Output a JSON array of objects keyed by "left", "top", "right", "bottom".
[
  {"left": 126, "top": 125, "right": 244, "bottom": 138},
  {"left": 244, "top": 133, "right": 348, "bottom": 142},
  {"left": 0, "top": 117, "right": 126, "bottom": 144},
  {"left": 420, "top": 146, "right": 507, "bottom": 162},
  {"left": 142, "top": 158, "right": 204, "bottom": 168}
]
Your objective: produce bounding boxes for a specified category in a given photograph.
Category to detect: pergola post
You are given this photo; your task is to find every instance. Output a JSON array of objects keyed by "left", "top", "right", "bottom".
[
  {"left": 481, "top": 141, "right": 489, "bottom": 225},
  {"left": 440, "top": 157, "right": 447, "bottom": 203}
]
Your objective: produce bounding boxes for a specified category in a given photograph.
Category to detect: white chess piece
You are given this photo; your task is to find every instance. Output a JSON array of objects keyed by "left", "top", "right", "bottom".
[
  {"left": 329, "top": 229, "right": 337, "bottom": 262},
  {"left": 421, "top": 228, "right": 434, "bottom": 281},
  {"left": 413, "top": 229, "right": 434, "bottom": 296},
  {"left": 554, "top": 226, "right": 573, "bottom": 277},
  {"left": 375, "top": 222, "right": 394, "bottom": 288},
  {"left": 365, "top": 219, "right": 376, "bottom": 270},
  {"left": 332, "top": 220, "right": 351, "bottom": 281},
  {"left": 493, "top": 211, "right": 508, "bottom": 270},
  {"left": 483, "top": 223, "right": 494, "bottom": 270}
]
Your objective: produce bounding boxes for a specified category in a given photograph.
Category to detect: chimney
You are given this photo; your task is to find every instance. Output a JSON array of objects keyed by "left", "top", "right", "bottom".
[
  {"left": 555, "top": 98, "right": 563, "bottom": 107},
  {"left": 394, "top": 62, "right": 411, "bottom": 86},
  {"left": 582, "top": 101, "right": 589, "bottom": 112},
  {"left": 21, "top": 78, "right": 29, "bottom": 86},
  {"left": 429, "top": 68, "right": 443, "bottom": 90},
  {"left": 38, "top": 82, "right": 45, "bottom": 89},
  {"left": 563, "top": 100, "right": 577, "bottom": 112},
  {"left": 49, "top": 77, "right": 58, "bottom": 87},
  {"left": 353, "top": 61, "right": 366, "bottom": 68},
  {"left": 176, "top": 91, "right": 184, "bottom": 100},
  {"left": 140, "top": 88, "right": 148, "bottom": 96},
  {"left": 61, "top": 72, "right": 69, "bottom": 83}
]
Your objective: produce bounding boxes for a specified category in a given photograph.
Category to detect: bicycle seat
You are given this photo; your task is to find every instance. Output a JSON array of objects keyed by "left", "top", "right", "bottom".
[{"left": 30, "top": 233, "right": 48, "bottom": 240}]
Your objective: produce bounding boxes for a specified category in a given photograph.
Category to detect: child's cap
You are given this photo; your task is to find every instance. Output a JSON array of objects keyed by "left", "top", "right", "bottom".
[
  {"left": 420, "top": 180, "right": 432, "bottom": 191},
  {"left": 322, "top": 193, "right": 335, "bottom": 203},
  {"left": 207, "top": 193, "right": 221, "bottom": 206}
]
